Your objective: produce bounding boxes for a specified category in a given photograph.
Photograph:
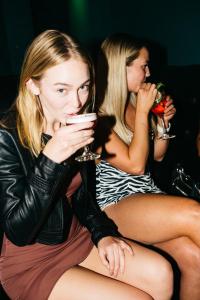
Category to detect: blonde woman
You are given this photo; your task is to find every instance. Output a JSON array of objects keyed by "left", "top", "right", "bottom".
[
  {"left": 0, "top": 30, "right": 173, "bottom": 300},
  {"left": 96, "top": 33, "right": 200, "bottom": 300}
]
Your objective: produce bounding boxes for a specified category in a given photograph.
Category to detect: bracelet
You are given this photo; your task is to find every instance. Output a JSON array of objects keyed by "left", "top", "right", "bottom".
[{"left": 157, "top": 122, "right": 171, "bottom": 134}]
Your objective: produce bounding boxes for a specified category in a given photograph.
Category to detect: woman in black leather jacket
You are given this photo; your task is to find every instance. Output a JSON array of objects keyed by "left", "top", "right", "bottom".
[{"left": 0, "top": 30, "right": 173, "bottom": 300}]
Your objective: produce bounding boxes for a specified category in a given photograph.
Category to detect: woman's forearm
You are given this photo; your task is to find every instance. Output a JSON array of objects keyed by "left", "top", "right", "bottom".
[
  {"left": 154, "top": 137, "right": 169, "bottom": 161},
  {"left": 128, "top": 111, "right": 149, "bottom": 174}
]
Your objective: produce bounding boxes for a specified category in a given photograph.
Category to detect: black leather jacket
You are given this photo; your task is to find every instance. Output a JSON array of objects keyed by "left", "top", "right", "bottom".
[{"left": 0, "top": 127, "right": 119, "bottom": 247}]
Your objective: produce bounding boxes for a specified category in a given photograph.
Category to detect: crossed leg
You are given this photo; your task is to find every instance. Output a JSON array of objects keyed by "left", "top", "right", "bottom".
[
  {"left": 48, "top": 240, "right": 173, "bottom": 300},
  {"left": 104, "top": 193, "right": 200, "bottom": 299},
  {"left": 155, "top": 237, "right": 200, "bottom": 300}
]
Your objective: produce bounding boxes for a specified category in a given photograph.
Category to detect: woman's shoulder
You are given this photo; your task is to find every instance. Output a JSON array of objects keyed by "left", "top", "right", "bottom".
[
  {"left": 0, "top": 111, "right": 20, "bottom": 150},
  {"left": 0, "top": 128, "right": 19, "bottom": 158},
  {"left": 0, "top": 113, "right": 17, "bottom": 135},
  {"left": 0, "top": 110, "right": 17, "bottom": 129}
]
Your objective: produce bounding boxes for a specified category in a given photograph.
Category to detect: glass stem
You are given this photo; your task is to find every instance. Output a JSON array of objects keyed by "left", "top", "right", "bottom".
[
  {"left": 82, "top": 146, "right": 90, "bottom": 154},
  {"left": 161, "top": 115, "right": 167, "bottom": 134}
]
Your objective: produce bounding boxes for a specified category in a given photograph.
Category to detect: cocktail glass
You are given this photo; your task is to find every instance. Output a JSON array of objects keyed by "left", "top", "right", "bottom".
[
  {"left": 66, "top": 113, "right": 100, "bottom": 162},
  {"left": 151, "top": 83, "right": 176, "bottom": 140}
]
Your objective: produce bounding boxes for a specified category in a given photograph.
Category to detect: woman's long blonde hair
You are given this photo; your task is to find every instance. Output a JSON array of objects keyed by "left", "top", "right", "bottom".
[
  {"left": 96, "top": 33, "right": 143, "bottom": 144},
  {"left": 2, "top": 30, "right": 94, "bottom": 156}
]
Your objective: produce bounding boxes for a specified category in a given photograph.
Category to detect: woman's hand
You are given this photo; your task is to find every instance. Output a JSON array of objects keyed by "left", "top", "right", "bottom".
[
  {"left": 97, "top": 236, "right": 134, "bottom": 277},
  {"left": 136, "top": 83, "right": 157, "bottom": 115},
  {"left": 163, "top": 96, "right": 176, "bottom": 123},
  {"left": 157, "top": 96, "right": 176, "bottom": 126},
  {"left": 43, "top": 121, "right": 94, "bottom": 163}
]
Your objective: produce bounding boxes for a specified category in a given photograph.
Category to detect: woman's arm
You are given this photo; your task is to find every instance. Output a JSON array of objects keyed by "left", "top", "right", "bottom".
[
  {"left": 0, "top": 130, "right": 71, "bottom": 246},
  {"left": 0, "top": 119, "right": 95, "bottom": 246},
  {"left": 72, "top": 161, "right": 120, "bottom": 246},
  {"left": 100, "top": 84, "right": 157, "bottom": 174},
  {"left": 72, "top": 161, "right": 133, "bottom": 277}
]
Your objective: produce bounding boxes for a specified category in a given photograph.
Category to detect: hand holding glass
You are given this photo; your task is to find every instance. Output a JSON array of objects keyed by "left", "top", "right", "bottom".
[
  {"left": 151, "top": 83, "right": 176, "bottom": 140},
  {"left": 66, "top": 113, "right": 100, "bottom": 162}
]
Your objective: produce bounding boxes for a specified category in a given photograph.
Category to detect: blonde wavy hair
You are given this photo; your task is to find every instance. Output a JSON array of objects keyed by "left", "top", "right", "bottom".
[
  {"left": 3, "top": 30, "right": 94, "bottom": 156},
  {"left": 97, "top": 33, "right": 144, "bottom": 144}
]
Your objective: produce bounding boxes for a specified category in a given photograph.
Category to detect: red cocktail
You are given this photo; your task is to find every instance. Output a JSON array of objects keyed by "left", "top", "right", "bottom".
[
  {"left": 151, "top": 83, "right": 175, "bottom": 139},
  {"left": 151, "top": 98, "right": 168, "bottom": 116}
]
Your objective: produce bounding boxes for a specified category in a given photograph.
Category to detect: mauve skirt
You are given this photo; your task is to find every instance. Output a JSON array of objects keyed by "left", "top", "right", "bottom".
[{"left": 0, "top": 216, "right": 93, "bottom": 300}]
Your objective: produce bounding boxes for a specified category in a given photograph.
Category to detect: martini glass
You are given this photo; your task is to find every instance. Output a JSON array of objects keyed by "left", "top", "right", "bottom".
[
  {"left": 66, "top": 113, "right": 100, "bottom": 162},
  {"left": 151, "top": 83, "right": 176, "bottom": 139}
]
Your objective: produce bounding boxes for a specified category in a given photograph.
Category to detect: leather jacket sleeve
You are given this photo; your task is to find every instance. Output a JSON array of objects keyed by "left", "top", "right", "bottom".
[
  {"left": 72, "top": 161, "right": 120, "bottom": 246},
  {"left": 0, "top": 129, "right": 72, "bottom": 246}
]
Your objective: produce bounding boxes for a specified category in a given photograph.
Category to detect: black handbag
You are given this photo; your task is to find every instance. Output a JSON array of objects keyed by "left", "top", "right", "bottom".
[{"left": 171, "top": 164, "right": 200, "bottom": 201}]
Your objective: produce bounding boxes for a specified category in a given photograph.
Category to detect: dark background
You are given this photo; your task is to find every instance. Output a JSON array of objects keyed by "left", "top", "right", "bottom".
[
  {"left": 0, "top": 1, "right": 200, "bottom": 298},
  {"left": 0, "top": 0, "right": 200, "bottom": 183}
]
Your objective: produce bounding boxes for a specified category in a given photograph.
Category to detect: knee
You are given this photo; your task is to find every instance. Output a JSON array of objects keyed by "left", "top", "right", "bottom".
[
  {"left": 177, "top": 242, "right": 200, "bottom": 273},
  {"left": 159, "top": 260, "right": 173, "bottom": 299},
  {"left": 152, "top": 259, "right": 173, "bottom": 300},
  {"left": 182, "top": 199, "right": 200, "bottom": 222}
]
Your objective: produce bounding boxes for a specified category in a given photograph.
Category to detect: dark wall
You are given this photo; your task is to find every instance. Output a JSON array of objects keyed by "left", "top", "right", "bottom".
[
  {"left": 1, "top": 0, "right": 200, "bottom": 75},
  {"left": 76, "top": 0, "right": 200, "bottom": 66}
]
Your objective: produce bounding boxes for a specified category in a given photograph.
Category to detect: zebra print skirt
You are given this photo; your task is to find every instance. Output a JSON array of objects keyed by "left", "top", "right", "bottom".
[{"left": 96, "top": 160, "right": 163, "bottom": 210}]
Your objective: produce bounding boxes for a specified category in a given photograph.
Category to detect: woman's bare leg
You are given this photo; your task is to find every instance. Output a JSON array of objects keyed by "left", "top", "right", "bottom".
[
  {"left": 48, "top": 265, "right": 152, "bottom": 300},
  {"left": 104, "top": 193, "right": 200, "bottom": 299},
  {"left": 49, "top": 241, "right": 173, "bottom": 300},
  {"left": 80, "top": 242, "right": 173, "bottom": 300},
  {"left": 104, "top": 194, "right": 200, "bottom": 247},
  {"left": 155, "top": 237, "right": 200, "bottom": 300}
]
